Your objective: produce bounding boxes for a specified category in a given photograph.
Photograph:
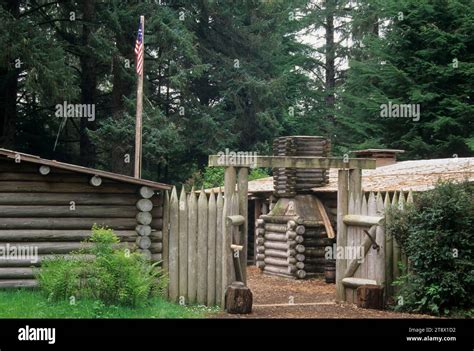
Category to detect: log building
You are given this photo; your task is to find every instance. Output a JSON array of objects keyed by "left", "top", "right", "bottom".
[{"left": 0, "top": 148, "right": 171, "bottom": 288}]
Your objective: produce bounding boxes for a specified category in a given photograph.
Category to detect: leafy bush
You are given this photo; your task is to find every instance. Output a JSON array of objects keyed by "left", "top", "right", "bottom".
[
  {"left": 386, "top": 181, "right": 474, "bottom": 316},
  {"left": 39, "top": 226, "right": 166, "bottom": 307}
]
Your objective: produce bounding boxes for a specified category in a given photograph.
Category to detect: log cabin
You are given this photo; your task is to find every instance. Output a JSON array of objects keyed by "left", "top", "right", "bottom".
[{"left": 0, "top": 148, "right": 171, "bottom": 288}]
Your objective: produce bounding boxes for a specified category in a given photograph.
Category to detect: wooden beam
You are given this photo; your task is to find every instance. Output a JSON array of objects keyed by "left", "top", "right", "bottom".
[
  {"left": 208, "top": 155, "right": 376, "bottom": 169},
  {"left": 343, "top": 215, "right": 384, "bottom": 227}
]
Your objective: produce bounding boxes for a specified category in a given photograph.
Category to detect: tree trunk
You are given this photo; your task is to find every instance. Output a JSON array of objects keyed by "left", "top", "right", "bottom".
[{"left": 0, "top": 0, "right": 19, "bottom": 148}]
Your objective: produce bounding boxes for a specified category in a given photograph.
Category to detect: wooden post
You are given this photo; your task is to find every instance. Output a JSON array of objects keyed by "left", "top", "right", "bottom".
[
  {"left": 222, "top": 166, "right": 236, "bottom": 307},
  {"left": 336, "top": 170, "right": 349, "bottom": 302},
  {"left": 237, "top": 167, "right": 248, "bottom": 283},
  {"left": 207, "top": 190, "right": 217, "bottom": 306},
  {"left": 178, "top": 186, "right": 188, "bottom": 301},
  {"left": 134, "top": 16, "right": 144, "bottom": 179},
  {"left": 187, "top": 187, "right": 198, "bottom": 304},
  {"left": 215, "top": 189, "right": 224, "bottom": 306},
  {"left": 168, "top": 186, "right": 179, "bottom": 301},
  {"left": 197, "top": 189, "right": 208, "bottom": 305}
]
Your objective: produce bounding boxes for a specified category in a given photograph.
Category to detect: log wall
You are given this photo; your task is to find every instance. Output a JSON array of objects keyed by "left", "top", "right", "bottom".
[{"left": 0, "top": 159, "right": 164, "bottom": 288}]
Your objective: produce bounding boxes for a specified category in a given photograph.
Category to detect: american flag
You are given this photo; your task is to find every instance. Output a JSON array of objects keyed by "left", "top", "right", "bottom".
[{"left": 134, "top": 19, "right": 144, "bottom": 76}]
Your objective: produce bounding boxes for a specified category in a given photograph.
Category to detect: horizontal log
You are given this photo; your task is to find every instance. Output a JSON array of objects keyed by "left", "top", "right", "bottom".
[
  {"left": 0, "top": 181, "right": 137, "bottom": 194},
  {"left": 260, "top": 215, "right": 302, "bottom": 224},
  {"left": 342, "top": 277, "right": 377, "bottom": 289},
  {"left": 135, "top": 225, "right": 151, "bottom": 236},
  {"left": 0, "top": 254, "right": 95, "bottom": 267},
  {"left": 137, "top": 249, "right": 152, "bottom": 260},
  {"left": 0, "top": 242, "right": 134, "bottom": 254},
  {"left": 255, "top": 237, "right": 265, "bottom": 245},
  {"left": 149, "top": 242, "right": 163, "bottom": 253},
  {"left": 139, "top": 186, "right": 155, "bottom": 199},
  {"left": 209, "top": 155, "right": 376, "bottom": 169},
  {"left": 304, "top": 264, "right": 325, "bottom": 273},
  {"left": 304, "top": 257, "right": 327, "bottom": 265},
  {"left": 295, "top": 254, "right": 305, "bottom": 262},
  {"left": 256, "top": 261, "right": 265, "bottom": 269},
  {"left": 151, "top": 218, "right": 163, "bottom": 229},
  {"left": 303, "top": 238, "right": 333, "bottom": 247},
  {"left": 0, "top": 230, "right": 137, "bottom": 242},
  {"left": 343, "top": 215, "right": 383, "bottom": 227},
  {"left": 304, "top": 248, "right": 327, "bottom": 257},
  {"left": 264, "top": 241, "right": 295, "bottom": 251},
  {"left": 295, "top": 225, "right": 305, "bottom": 235},
  {"left": 263, "top": 223, "right": 287, "bottom": 233},
  {"left": 0, "top": 192, "right": 145, "bottom": 206},
  {"left": 151, "top": 253, "right": 162, "bottom": 262},
  {"left": 302, "top": 220, "right": 325, "bottom": 228},
  {"left": 0, "top": 218, "right": 139, "bottom": 230},
  {"left": 286, "top": 230, "right": 296, "bottom": 240},
  {"left": 0, "top": 205, "right": 137, "bottom": 218},
  {"left": 136, "top": 199, "right": 153, "bottom": 212},
  {"left": 136, "top": 212, "right": 152, "bottom": 225},
  {"left": 295, "top": 261, "right": 305, "bottom": 270},
  {"left": 150, "top": 230, "right": 163, "bottom": 241},
  {"left": 0, "top": 268, "right": 38, "bottom": 279},
  {"left": 256, "top": 228, "right": 265, "bottom": 236},
  {"left": 256, "top": 219, "right": 265, "bottom": 228},
  {"left": 264, "top": 232, "right": 286, "bottom": 242},
  {"left": 136, "top": 236, "right": 152, "bottom": 249},
  {"left": 303, "top": 230, "right": 328, "bottom": 239},
  {"left": 264, "top": 257, "right": 289, "bottom": 267},
  {"left": 256, "top": 245, "right": 265, "bottom": 253},
  {"left": 295, "top": 244, "right": 305, "bottom": 253},
  {"left": 226, "top": 215, "right": 245, "bottom": 226},
  {"left": 296, "top": 270, "right": 307, "bottom": 279},
  {"left": 264, "top": 265, "right": 295, "bottom": 277},
  {"left": 0, "top": 279, "right": 38, "bottom": 288},
  {"left": 255, "top": 253, "right": 265, "bottom": 261},
  {"left": 295, "top": 235, "right": 304, "bottom": 244},
  {"left": 264, "top": 249, "right": 289, "bottom": 259}
]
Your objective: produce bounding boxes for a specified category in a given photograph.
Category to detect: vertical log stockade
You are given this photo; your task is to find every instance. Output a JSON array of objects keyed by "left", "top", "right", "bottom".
[{"left": 165, "top": 187, "right": 230, "bottom": 308}]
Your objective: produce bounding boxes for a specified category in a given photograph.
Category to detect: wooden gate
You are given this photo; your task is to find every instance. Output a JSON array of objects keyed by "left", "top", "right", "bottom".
[{"left": 336, "top": 167, "right": 412, "bottom": 303}]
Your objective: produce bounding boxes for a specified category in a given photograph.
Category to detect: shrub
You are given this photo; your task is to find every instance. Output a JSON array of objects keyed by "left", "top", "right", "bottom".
[
  {"left": 39, "top": 226, "right": 166, "bottom": 307},
  {"left": 386, "top": 181, "right": 474, "bottom": 316}
]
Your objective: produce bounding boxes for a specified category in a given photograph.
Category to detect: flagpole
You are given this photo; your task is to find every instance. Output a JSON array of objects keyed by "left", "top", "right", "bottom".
[{"left": 134, "top": 15, "right": 144, "bottom": 179}]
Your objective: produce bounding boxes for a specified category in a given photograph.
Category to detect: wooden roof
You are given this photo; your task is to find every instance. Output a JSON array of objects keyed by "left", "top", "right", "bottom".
[
  {"left": 224, "top": 157, "right": 474, "bottom": 194},
  {"left": 0, "top": 148, "right": 171, "bottom": 190}
]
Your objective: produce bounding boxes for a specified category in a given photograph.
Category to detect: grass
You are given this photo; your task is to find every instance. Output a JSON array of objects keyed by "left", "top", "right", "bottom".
[{"left": 0, "top": 289, "right": 219, "bottom": 318}]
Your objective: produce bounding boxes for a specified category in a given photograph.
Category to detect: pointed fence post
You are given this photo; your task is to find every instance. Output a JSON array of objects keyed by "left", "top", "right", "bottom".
[
  {"left": 187, "top": 187, "right": 198, "bottom": 303},
  {"left": 168, "top": 187, "right": 179, "bottom": 302},
  {"left": 178, "top": 186, "right": 188, "bottom": 302},
  {"left": 391, "top": 191, "right": 401, "bottom": 286},
  {"left": 197, "top": 189, "right": 209, "bottom": 305},
  {"left": 216, "top": 189, "right": 224, "bottom": 307},
  {"left": 162, "top": 190, "right": 170, "bottom": 298},
  {"left": 207, "top": 190, "right": 217, "bottom": 306}
]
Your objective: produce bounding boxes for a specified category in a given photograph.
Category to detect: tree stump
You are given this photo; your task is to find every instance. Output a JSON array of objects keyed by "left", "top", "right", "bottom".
[
  {"left": 356, "top": 285, "right": 384, "bottom": 310},
  {"left": 225, "top": 282, "right": 253, "bottom": 314}
]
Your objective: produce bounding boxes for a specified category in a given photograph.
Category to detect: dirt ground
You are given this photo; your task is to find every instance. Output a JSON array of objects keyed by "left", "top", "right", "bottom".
[{"left": 216, "top": 267, "right": 435, "bottom": 318}]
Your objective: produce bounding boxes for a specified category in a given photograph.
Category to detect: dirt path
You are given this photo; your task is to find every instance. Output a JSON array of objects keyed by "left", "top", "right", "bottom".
[{"left": 217, "top": 267, "right": 435, "bottom": 318}]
